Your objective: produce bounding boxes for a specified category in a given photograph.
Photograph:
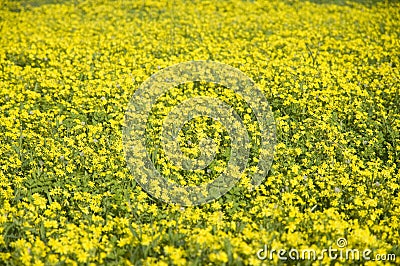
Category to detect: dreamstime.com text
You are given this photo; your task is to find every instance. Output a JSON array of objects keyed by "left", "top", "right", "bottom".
[{"left": 257, "top": 238, "right": 396, "bottom": 262}]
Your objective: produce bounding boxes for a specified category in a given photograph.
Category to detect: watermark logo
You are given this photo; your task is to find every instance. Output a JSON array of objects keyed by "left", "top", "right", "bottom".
[
  {"left": 122, "top": 61, "right": 276, "bottom": 205},
  {"left": 256, "top": 238, "right": 396, "bottom": 262}
]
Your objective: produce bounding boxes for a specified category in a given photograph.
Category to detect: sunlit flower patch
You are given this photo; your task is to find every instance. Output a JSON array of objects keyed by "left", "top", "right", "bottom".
[{"left": 0, "top": 0, "right": 399, "bottom": 265}]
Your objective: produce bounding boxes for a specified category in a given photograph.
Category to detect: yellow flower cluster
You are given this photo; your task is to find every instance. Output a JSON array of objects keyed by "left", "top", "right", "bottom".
[{"left": 1, "top": 0, "right": 399, "bottom": 265}]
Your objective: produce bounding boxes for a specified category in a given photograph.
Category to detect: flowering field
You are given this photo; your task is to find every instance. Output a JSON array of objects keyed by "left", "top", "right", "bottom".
[{"left": 1, "top": 0, "right": 400, "bottom": 265}]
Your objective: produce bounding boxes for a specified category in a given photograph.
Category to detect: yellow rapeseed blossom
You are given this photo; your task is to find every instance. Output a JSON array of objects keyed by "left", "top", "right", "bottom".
[{"left": 0, "top": 0, "right": 399, "bottom": 265}]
